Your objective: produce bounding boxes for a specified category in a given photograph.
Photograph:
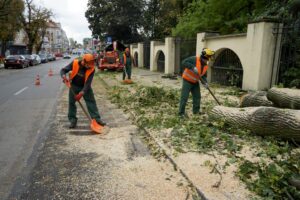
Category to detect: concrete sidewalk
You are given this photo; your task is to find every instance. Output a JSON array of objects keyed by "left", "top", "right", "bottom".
[
  {"left": 13, "top": 77, "right": 195, "bottom": 200},
  {"left": 98, "top": 67, "right": 255, "bottom": 200}
]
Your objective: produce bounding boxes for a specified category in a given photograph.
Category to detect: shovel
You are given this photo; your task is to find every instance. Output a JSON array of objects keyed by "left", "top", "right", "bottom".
[
  {"left": 199, "top": 76, "right": 221, "bottom": 105},
  {"left": 64, "top": 80, "right": 103, "bottom": 134}
]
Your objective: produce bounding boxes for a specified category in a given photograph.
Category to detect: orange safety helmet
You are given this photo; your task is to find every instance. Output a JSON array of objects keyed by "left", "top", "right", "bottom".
[
  {"left": 82, "top": 53, "right": 95, "bottom": 68},
  {"left": 83, "top": 53, "right": 95, "bottom": 62}
]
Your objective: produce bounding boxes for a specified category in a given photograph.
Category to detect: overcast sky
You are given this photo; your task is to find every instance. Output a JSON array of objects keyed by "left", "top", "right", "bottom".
[{"left": 37, "top": 0, "right": 92, "bottom": 44}]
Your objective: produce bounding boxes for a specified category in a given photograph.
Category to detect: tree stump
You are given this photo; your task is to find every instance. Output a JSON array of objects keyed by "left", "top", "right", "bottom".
[
  {"left": 210, "top": 106, "right": 300, "bottom": 141},
  {"left": 240, "top": 91, "right": 274, "bottom": 107},
  {"left": 267, "top": 88, "right": 300, "bottom": 110}
]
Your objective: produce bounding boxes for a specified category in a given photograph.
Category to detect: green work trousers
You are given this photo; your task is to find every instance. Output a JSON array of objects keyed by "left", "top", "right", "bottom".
[
  {"left": 123, "top": 65, "right": 132, "bottom": 80},
  {"left": 68, "top": 85, "right": 101, "bottom": 123},
  {"left": 179, "top": 79, "right": 201, "bottom": 115}
]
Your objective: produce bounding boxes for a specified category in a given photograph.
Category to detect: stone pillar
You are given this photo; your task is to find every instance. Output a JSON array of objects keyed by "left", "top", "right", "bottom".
[
  {"left": 150, "top": 41, "right": 157, "bottom": 71},
  {"left": 129, "top": 44, "right": 133, "bottom": 55},
  {"left": 196, "top": 33, "right": 207, "bottom": 56},
  {"left": 137, "top": 43, "right": 144, "bottom": 68},
  {"left": 245, "top": 21, "right": 282, "bottom": 90},
  {"left": 165, "top": 37, "right": 175, "bottom": 74}
]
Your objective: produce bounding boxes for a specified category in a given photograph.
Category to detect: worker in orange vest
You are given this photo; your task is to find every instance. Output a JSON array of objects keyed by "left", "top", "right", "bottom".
[
  {"left": 60, "top": 54, "right": 106, "bottom": 128},
  {"left": 179, "top": 48, "right": 215, "bottom": 117},
  {"left": 122, "top": 48, "right": 136, "bottom": 83}
]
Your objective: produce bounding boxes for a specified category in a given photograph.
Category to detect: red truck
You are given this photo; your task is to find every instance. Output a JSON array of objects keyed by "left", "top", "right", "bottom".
[{"left": 98, "top": 41, "right": 126, "bottom": 71}]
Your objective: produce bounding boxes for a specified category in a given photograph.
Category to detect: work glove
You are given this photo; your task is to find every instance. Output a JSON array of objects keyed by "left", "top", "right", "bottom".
[
  {"left": 62, "top": 75, "right": 69, "bottom": 83},
  {"left": 193, "top": 67, "right": 199, "bottom": 75},
  {"left": 203, "top": 82, "right": 208, "bottom": 89},
  {"left": 75, "top": 91, "right": 84, "bottom": 101}
]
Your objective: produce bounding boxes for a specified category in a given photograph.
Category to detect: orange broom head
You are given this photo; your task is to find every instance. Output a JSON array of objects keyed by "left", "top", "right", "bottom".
[{"left": 90, "top": 119, "right": 103, "bottom": 134}]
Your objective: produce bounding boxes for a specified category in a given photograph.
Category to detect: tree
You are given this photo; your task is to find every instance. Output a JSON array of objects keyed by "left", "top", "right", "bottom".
[
  {"left": 69, "top": 38, "right": 76, "bottom": 49},
  {"left": 142, "top": 0, "right": 193, "bottom": 40},
  {"left": 172, "top": 0, "right": 295, "bottom": 38},
  {"left": 21, "top": 0, "right": 52, "bottom": 54},
  {"left": 0, "top": 0, "right": 24, "bottom": 56},
  {"left": 85, "top": 0, "right": 144, "bottom": 43}
]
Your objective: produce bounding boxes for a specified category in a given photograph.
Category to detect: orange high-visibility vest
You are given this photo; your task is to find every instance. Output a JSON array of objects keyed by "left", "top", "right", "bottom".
[
  {"left": 70, "top": 59, "right": 95, "bottom": 83},
  {"left": 182, "top": 56, "right": 208, "bottom": 84},
  {"left": 123, "top": 54, "right": 131, "bottom": 66},
  {"left": 123, "top": 54, "right": 127, "bottom": 65}
]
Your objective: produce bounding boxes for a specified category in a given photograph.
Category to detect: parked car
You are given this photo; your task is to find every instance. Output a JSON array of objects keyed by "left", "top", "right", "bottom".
[
  {"left": 39, "top": 54, "right": 48, "bottom": 63},
  {"left": 32, "top": 54, "right": 41, "bottom": 65},
  {"left": 52, "top": 54, "right": 56, "bottom": 61},
  {"left": 4, "top": 55, "right": 29, "bottom": 69},
  {"left": 63, "top": 54, "right": 71, "bottom": 59},
  {"left": 24, "top": 54, "right": 39, "bottom": 66},
  {"left": 55, "top": 52, "right": 63, "bottom": 57},
  {"left": 47, "top": 54, "right": 55, "bottom": 61}
]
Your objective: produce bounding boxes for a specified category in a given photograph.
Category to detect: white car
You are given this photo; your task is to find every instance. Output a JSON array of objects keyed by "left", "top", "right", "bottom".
[
  {"left": 32, "top": 54, "right": 41, "bottom": 64},
  {"left": 63, "top": 54, "right": 71, "bottom": 59}
]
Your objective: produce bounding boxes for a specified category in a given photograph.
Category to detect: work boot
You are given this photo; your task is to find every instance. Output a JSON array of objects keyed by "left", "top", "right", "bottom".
[
  {"left": 96, "top": 119, "right": 107, "bottom": 126},
  {"left": 69, "top": 121, "right": 77, "bottom": 129},
  {"left": 178, "top": 113, "right": 189, "bottom": 119},
  {"left": 193, "top": 112, "right": 204, "bottom": 115}
]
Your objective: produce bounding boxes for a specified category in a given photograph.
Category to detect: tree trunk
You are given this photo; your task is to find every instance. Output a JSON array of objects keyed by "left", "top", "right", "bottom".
[
  {"left": 288, "top": 177, "right": 300, "bottom": 190},
  {"left": 240, "top": 91, "right": 274, "bottom": 107},
  {"left": 0, "top": 40, "right": 7, "bottom": 57},
  {"left": 267, "top": 87, "right": 300, "bottom": 110},
  {"left": 210, "top": 106, "right": 300, "bottom": 141}
]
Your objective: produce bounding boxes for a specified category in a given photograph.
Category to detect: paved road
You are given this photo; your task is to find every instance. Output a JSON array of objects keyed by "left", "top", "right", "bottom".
[{"left": 0, "top": 57, "right": 73, "bottom": 199}]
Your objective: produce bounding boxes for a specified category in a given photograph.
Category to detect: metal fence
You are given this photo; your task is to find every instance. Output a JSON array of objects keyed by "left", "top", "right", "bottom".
[
  {"left": 157, "top": 51, "right": 165, "bottom": 72},
  {"left": 134, "top": 52, "right": 138, "bottom": 67},
  {"left": 275, "top": 16, "right": 300, "bottom": 88},
  {"left": 143, "top": 41, "right": 150, "bottom": 69},
  {"left": 175, "top": 38, "right": 197, "bottom": 74},
  {"left": 211, "top": 49, "right": 243, "bottom": 88}
]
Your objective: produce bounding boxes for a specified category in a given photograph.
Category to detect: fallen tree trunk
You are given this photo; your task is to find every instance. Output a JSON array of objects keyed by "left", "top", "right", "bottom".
[
  {"left": 210, "top": 106, "right": 300, "bottom": 141},
  {"left": 267, "top": 87, "right": 300, "bottom": 110},
  {"left": 288, "top": 177, "right": 300, "bottom": 190},
  {"left": 240, "top": 91, "right": 273, "bottom": 107}
]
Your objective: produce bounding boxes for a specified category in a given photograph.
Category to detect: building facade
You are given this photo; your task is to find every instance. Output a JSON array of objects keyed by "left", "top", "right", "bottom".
[{"left": 42, "top": 20, "right": 69, "bottom": 53}]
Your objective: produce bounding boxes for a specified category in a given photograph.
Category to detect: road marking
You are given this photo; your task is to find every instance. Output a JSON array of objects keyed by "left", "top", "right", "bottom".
[{"left": 14, "top": 87, "right": 28, "bottom": 95}]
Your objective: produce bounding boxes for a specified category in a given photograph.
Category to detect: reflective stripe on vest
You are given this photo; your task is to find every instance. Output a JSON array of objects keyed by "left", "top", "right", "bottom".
[
  {"left": 182, "top": 57, "right": 208, "bottom": 83},
  {"left": 70, "top": 59, "right": 95, "bottom": 83},
  {"left": 196, "top": 56, "right": 208, "bottom": 76}
]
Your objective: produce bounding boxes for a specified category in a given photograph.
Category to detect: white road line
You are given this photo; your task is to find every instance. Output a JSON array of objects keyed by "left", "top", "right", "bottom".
[{"left": 14, "top": 87, "right": 28, "bottom": 95}]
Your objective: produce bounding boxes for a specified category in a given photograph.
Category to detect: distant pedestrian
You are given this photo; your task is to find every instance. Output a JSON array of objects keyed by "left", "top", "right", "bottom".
[{"left": 122, "top": 48, "right": 136, "bottom": 83}]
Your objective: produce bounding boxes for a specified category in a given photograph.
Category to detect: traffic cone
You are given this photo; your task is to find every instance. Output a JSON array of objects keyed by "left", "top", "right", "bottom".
[
  {"left": 48, "top": 68, "right": 53, "bottom": 76},
  {"left": 35, "top": 75, "right": 40, "bottom": 85}
]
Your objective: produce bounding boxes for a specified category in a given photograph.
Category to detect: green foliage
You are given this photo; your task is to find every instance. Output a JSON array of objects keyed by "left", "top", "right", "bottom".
[
  {"left": 172, "top": 0, "right": 256, "bottom": 38},
  {"left": 281, "top": 67, "right": 300, "bottom": 88},
  {"left": 238, "top": 152, "right": 300, "bottom": 199},
  {"left": 21, "top": 0, "right": 52, "bottom": 54},
  {"left": 143, "top": 0, "right": 193, "bottom": 39},
  {"left": 0, "top": 0, "right": 24, "bottom": 55},
  {"left": 103, "top": 77, "right": 300, "bottom": 199},
  {"left": 85, "top": 0, "right": 144, "bottom": 43},
  {"left": 172, "top": 0, "right": 296, "bottom": 38}
]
